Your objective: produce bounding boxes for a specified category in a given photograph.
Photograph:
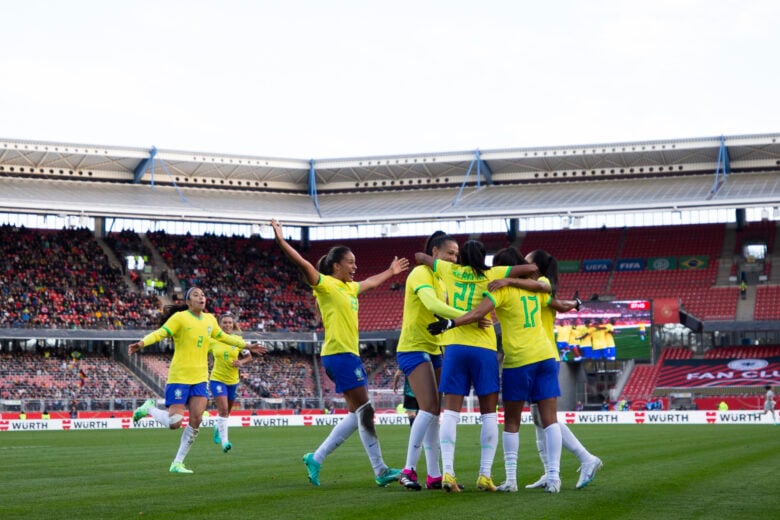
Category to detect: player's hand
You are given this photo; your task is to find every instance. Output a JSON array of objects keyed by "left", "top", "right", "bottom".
[
  {"left": 247, "top": 343, "right": 268, "bottom": 355},
  {"left": 270, "top": 219, "right": 284, "bottom": 242},
  {"left": 128, "top": 341, "right": 143, "bottom": 355},
  {"left": 573, "top": 291, "right": 582, "bottom": 311},
  {"left": 487, "top": 278, "right": 511, "bottom": 292},
  {"left": 477, "top": 315, "right": 492, "bottom": 329},
  {"left": 427, "top": 314, "right": 455, "bottom": 335},
  {"left": 392, "top": 369, "right": 402, "bottom": 393},
  {"left": 389, "top": 256, "right": 410, "bottom": 275}
]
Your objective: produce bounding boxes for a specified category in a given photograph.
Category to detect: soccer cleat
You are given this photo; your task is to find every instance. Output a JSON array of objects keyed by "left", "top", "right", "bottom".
[
  {"left": 426, "top": 475, "right": 443, "bottom": 489},
  {"left": 497, "top": 481, "right": 518, "bottom": 492},
  {"left": 576, "top": 456, "right": 603, "bottom": 489},
  {"left": 302, "top": 452, "right": 321, "bottom": 486},
  {"left": 442, "top": 473, "right": 462, "bottom": 493},
  {"left": 427, "top": 474, "right": 464, "bottom": 490},
  {"left": 213, "top": 424, "right": 221, "bottom": 445},
  {"left": 132, "top": 399, "right": 155, "bottom": 423},
  {"left": 525, "top": 475, "right": 548, "bottom": 489},
  {"left": 169, "top": 462, "right": 193, "bottom": 474},
  {"left": 222, "top": 442, "right": 232, "bottom": 453},
  {"left": 375, "top": 467, "right": 402, "bottom": 487},
  {"left": 545, "top": 479, "right": 561, "bottom": 493},
  {"left": 400, "top": 468, "right": 422, "bottom": 491},
  {"left": 476, "top": 474, "right": 497, "bottom": 492}
]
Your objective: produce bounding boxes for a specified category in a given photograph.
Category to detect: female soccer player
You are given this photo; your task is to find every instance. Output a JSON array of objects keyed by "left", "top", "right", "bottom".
[
  {"left": 271, "top": 219, "right": 409, "bottom": 488},
  {"left": 429, "top": 247, "right": 563, "bottom": 493},
  {"left": 493, "top": 249, "right": 602, "bottom": 490},
  {"left": 416, "top": 240, "right": 536, "bottom": 492},
  {"left": 129, "top": 287, "right": 247, "bottom": 474},
  {"left": 209, "top": 311, "right": 267, "bottom": 453},
  {"left": 396, "top": 231, "right": 466, "bottom": 491}
]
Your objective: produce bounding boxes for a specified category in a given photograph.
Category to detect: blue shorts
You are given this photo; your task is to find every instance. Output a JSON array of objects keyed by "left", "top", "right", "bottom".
[
  {"left": 209, "top": 380, "right": 239, "bottom": 401},
  {"left": 580, "top": 346, "right": 593, "bottom": 359},
  {"left": 502, "top": 358, "right": 560, "bottom": 403},
  {"left": 606, "top": 347, "right": 616, "bottom": 361},
  {"left": 397, "top": 351, "right": 442, "bottom": 377},
  {"left": 321, "top": 353, "right": 367, "bottom": 394},
  {"left": 556, "top": 341, "right": 568, "bottom": 350},
  {"left": 165, "top": 382, "right": 209, "bottom": 407},
  {"left": 439, "top": 345, "right": 499, "bottom": 397},
  {"left": 592, "top": 348, "right": 608, "bottom": 360}
]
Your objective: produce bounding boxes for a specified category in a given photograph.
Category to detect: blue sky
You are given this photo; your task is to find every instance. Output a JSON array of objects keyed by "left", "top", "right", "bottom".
[{"left": 2, "top": 1, "right": 778, "bottom": 159}]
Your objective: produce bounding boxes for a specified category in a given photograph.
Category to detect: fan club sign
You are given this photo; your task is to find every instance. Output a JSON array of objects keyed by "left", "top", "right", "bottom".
[{"left": 657, "top": 358, "right": 780, "bottom": 388}]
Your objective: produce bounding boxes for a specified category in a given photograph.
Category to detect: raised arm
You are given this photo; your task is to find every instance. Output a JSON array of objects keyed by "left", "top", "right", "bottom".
[
  {"left": 271, "top": 219, "right": 319, "bottom": 286},
  {"left": 360, "top": 256, "right": 410, "bottom": 293}
]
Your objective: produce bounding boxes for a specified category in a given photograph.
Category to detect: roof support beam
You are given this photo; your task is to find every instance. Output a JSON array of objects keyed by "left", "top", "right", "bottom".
[
  {"left": 309, "top": 159, "right": 321, "bottom": 216},
  {"left": 452, "top": 149, "right": 493, "bottom": 207},
  {"left": 711, "top": 135, "right": 731, "bottom": 194},
  {"left": 133, "top": 147, "right": 157, "bottom": 184}
]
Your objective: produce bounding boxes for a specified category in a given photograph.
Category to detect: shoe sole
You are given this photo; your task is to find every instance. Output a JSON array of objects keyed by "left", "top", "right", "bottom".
[{"left": 443, "top": 482, "right": 462, "bottom": 493}]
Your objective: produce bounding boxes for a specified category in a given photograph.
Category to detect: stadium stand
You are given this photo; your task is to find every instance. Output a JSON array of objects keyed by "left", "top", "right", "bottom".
[
  {"left": 145, "top": 231, "right": 319, "bottom": 332},
  {"left": 754, "top": 285, "right": 780, "bottom": 320},
  {"left": 0, "top": 225, "right": 161, "bottom": 329},
  {"left": 0, "top": 351, "right": 148, "bottom": 408}
]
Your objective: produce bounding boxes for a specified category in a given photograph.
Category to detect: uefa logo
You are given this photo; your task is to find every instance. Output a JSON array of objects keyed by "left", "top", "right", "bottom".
[{"left": 726, "top": 359, "right": 769, "bottom": 371}]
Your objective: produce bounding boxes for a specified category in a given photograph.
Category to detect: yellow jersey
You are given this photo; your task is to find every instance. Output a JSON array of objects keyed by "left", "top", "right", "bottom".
[
  {"left": 487, "top": 286, "right": 556, "bottom": 369},
  {"left": 312, "top": 274, "right": 360, "bottom": 356},
  {"left": 434, "top": 259, "right": 510, "bottom": 350},
  {"left": 141, "top": 310, "right": 246, "bottom": 385}
]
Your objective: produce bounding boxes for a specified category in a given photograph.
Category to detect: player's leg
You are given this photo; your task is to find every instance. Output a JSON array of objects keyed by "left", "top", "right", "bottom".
[
  {"left": 498, "top": 398, "right": 523, "bottom": 492},
  {"left": 472, "top": 347, "right": 500, "bottom": 492},
  {"left": 344, "top": 384, "right": 401, "bottom": 486},
  {"left": 537, "top": 398, "right": 561, "bottom": 492},
  {"left": 399, "top": 356, "right": 438, "bottom": 490},
  {"left": 438, "top": 346, "right": 473, "bottom": 492},
  {"left": 171, "top": 386, "right": 208, "bottom": 473},
  {"left": 304, "top": 354, "right": 362, "bottom": 486}
]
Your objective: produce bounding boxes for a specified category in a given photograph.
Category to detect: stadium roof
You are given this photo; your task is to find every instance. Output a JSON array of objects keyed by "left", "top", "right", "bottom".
[{"left": 1, "top": 133, "right": 779, "bottom": 227}]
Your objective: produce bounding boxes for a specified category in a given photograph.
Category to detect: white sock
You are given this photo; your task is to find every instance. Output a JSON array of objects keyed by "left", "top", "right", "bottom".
[
  {"left": 173, "top": 425, "right": 199, "bottom": 464},
  {"left": 423, "top": 414, "right": 441, "bottom": 478},
  {"left": 560, "top": 422, "right": 591, "bottom": 463},
  {"left": 355, "top": 402, "right": 386, "bottom": 475},
  {"left": 218, "top": 416, "right": 229, "bottom": 445},
  {"left": 149, "top": 407, "right": 171, "bottom": 427},
  {"left": 502, "top": 431, "right": 519, "bottom": 483},
  {"left": 313, "top": 412, "right": 358, "bottom": 464},
  {"left": 534, "top": 424, "right": 548, "bottom": 474},
  {"left": 405, "top": 410, "right": 434, "bottom": 471},
  {"left": 544, "top": 423, "right": 562, "bottom": 482},
  {"left": 479, "top": 412, "right": 498, "bottom": 477},
  {"left": 439, "top": 409, "right": 459, "bottom": 475}
]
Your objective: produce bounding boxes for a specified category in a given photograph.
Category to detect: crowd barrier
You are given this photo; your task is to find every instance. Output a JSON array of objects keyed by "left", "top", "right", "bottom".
[{"left": 1, "top": 410, "right": 775, "bottom": 432}]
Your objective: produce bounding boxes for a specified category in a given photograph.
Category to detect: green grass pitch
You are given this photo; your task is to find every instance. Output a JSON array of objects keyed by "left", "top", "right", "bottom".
[
  {"left": 2, "top": 424, "right": 778, "bottom": 519},
  {"left": 615, "top": 326, "right": 651, "bottom": 360}
]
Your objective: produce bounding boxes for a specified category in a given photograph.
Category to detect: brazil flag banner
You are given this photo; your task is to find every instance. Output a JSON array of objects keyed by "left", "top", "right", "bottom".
[
  {"left": 648, "top": 256, "right": 677, "bottom": 271},
  {"left": 679, "top": 255, "right": 709, "bottom": 270}
]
